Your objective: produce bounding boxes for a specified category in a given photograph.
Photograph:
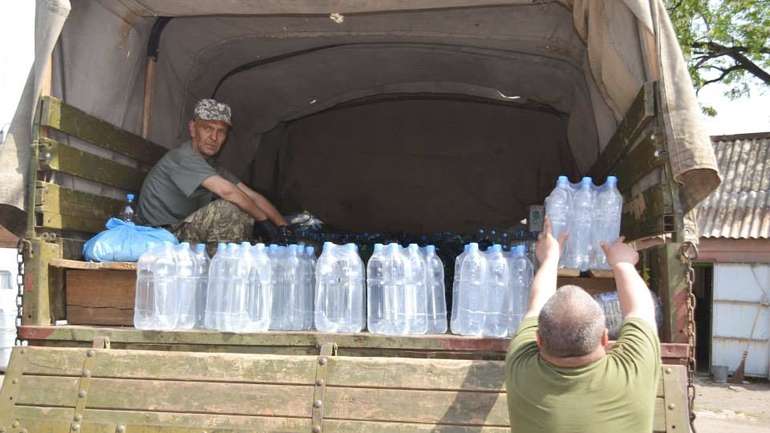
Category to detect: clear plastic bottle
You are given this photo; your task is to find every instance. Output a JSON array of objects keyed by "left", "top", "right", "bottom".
[
  {"left": 424, "top": 245, "right": 448, "bottom": 334},
  {"left": 544, "top": 176, "right": 572, "bottom": 245},
  {"left": 246, "top": 243, "right": 272, "bottom": 331},
  {"left": 268, "top": 244, "right": 287, "bottom": 330},
  {"left": 450, "top": 244, "right": 470, "bottom": 334},
  {"left": 508, "top": 245, "right": 533, "bottom": 335},
  {"left": 315, "top": 243, "right": 365, "bottom": 333},
  {"left": 203, "top": 243, "right": 226, "bottom": 330},
  {"left": 192, "top": 244, "right": 209, "bottom": 328},
  {"left": 591, "top": 176, "right": 623, "bottom": 269},
  {"left": 134, "top": 243, "right": 161, "bottom": 330},
  {"left": 404, "top": 244, "right": 428, "bottom": 335},
  {"left": 482, "top": 244, "right": 510, "bottom": 337},
  {"left": 151, "top": 242, "right": 177, "bottom": 330},
  {"left": 453, "top": 243, "right": 487, "bottom": 336},
  {"left": 565, "top": 177, "right": 595, "bottom": 271},
  {"left": 120, "top": 193, "right": 135, "bottom": 222},
  {"left": 366, "top": 243, "right": 388, "bottom": 334},
  {"left": 171, "top": 242, "right": 198, "bottom": 330}
]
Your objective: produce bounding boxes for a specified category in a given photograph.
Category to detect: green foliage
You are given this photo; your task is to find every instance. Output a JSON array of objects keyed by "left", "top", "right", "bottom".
[{"left": 666, "top": 0, "right": 769, "bottom": 101}]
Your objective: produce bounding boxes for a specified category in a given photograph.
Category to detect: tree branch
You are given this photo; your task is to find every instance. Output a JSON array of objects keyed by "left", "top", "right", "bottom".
[{"left": 690, "top": 41, "right": 770, "bottom": 85}]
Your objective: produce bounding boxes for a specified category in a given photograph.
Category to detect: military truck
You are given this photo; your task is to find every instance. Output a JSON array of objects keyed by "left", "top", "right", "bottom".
[{"left": 0, "top": 1, "right": 720, "bottom": 431}]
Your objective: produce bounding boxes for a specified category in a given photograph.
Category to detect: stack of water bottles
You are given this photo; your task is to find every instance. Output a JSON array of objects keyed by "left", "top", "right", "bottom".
[
  {"left": 544, "top": 175, "right": 623, "bottom": 271},
  {"left": 134, "top": 242, "right": 209, "bottom": 330},
  {"left": 268, "top": 244, "right": 316, "bottom": 331},
  {"left": 366, "top": 243, "right": 448, "bottom": 335},
  {"left": 451, "top": 243, "right": 533, "bottom": 337}
]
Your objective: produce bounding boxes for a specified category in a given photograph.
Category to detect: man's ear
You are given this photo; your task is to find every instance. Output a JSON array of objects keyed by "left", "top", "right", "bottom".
[
  {"left": 535, "top": 331, "right": 543, "bottom": 350},
  {"left": 188, "top": 120, "right": 196, "bottom": 137},
  {"left": 601, "top": 328, "right": 609, "bottom": 347}
]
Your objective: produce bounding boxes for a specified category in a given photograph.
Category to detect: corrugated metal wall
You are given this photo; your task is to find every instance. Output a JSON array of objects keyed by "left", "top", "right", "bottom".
[{"left": 712, "top": 263, "right": 770, "bottom": 378}]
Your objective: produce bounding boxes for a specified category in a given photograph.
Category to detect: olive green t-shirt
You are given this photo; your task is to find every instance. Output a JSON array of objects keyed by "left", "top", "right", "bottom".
[
  {"left": 505, "top": 316, "right": 661, "bottom": 433},
  {"left": 135, "top": 141, "right": 239, "bottom": 227}
]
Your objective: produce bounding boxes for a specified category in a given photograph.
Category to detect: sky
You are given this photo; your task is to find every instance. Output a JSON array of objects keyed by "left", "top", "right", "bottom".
[{"left": 0, "top": 2, "right": 768, "bottom": 138}]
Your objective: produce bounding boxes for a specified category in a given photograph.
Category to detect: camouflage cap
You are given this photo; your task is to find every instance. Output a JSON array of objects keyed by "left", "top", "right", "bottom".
[{"left": 193, "top": 99, "right": 232, "bottom": 126}]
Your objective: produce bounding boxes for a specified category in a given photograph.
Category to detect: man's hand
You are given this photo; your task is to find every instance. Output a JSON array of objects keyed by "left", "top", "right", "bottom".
[
  {"left": 600, "top": 237, "right": 639, "bottom": 268},
  {"left": 536, "top": 217, "right": 568, "bottom": 264}
]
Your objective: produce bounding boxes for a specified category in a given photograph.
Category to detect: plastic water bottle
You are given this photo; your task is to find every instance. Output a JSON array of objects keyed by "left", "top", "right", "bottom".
[
  {"left": 172, "top": 242, "right": 198, "bottom": 329},
  {"left": 120, "top": 193, "right": 135, "bottom": 222},
  {"left": 193, "top": 244, "right": 209, "bottom": 328},
  {"left": 482, "top": 244, "right": 510, "bottom": 337},
  {"left": 205, "top": 243, "right": 249, "bottom": 332},
  {"left": 424, "top": 245, "right": 448, "bottom": 334},
  {"left": 591, "top": 176, "right": 623, "bottom": 269},
  {"left": 245, "top": 243, "right": 272, "bottom": 331},
  {"left": 315, "top": 243, "right": 365, "bottom": 333},
  {"left": 452, "top": 243, "right": 487, "bottom": 336},
  {"left": 508, "top": 245, "right": 533, "bottom": 334},
  {"left": 366, "top": 244, "right": 388, "bottom": 334},
  {"left": 151, "top": 242, "right": 177, "bottom": 330},
  {"left": 404, "top": 244, "right": 428, "bottom": 335},
  {"left": 544, "top": 176, "right": 571, "bottom": 244},
  {"left": 203, "top": 243, "right": 226, "bottom": 330},
  {"left": 450, "top": 244, "right": 470, "bottom": 333},
  {"left": 134, "top": 243, "right": 161, "bottom": 329},
  {"left": 565, "top": 177, "right": 594, "bottom": 271}
]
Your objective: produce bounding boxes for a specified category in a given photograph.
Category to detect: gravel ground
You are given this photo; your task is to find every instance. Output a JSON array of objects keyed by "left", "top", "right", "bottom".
[{"left": 693, "top": 374, "right": 770, "bottom": 433}]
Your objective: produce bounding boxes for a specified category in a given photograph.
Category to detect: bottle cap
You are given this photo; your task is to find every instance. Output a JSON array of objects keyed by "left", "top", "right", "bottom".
[
  {"left": 408, "top": 243, "right": 419, "bottom": 251},
  {"left": 581, "top": 177, "right": 592, "bottom": 187},
  {"left": 490, "top": 244, "right": 502, "bottom": 253},
  {"left": 557, "top": 176, "right": 568, "bottom": 185},
  {"left": 514, "top": 245, "right": 526, "bottom": 256},
  {"left": 607, "top": 176, "right": 618, "bottom": 185},
  {"left": 195, "top": 243, "right": 206, "bottom": 253},
  {"left": 468, "top": 243, "right": 480, "bottom": 252},
  {"left": 126, "top": 193, "right": 135, "bottom": 202},
  {"left": 387, "top": 243, "right": 400, "bottom": 252},
  {"left": 306, "top": 246, "right": 315, "bottom": 256},
  {"left": 216, "top": 242, "right": 226, "bottom": 252},
  {"left": 373, "top": 244, "right": 384, "bottom": 252},
  {"left": 425, "top": 245, "right": 436, "bottom": 254},
  {"left": 240, "top": 241, "right": 250, "bottom": 248},
  {"left": 179, "top": 242, "right": 190, "bottom": 248}
]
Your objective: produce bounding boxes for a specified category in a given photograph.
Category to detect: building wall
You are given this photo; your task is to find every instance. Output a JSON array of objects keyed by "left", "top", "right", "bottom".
[{"left": 711, "top": 263, "right": 770, "bottom": 378}]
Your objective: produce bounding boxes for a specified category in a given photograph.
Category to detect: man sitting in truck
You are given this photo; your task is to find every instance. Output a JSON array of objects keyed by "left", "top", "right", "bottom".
[
  {"left": 506, "top": 218, "right": 660, "bottom": 433},
  {"left": 135, "top": 98, "right": 289, "bottom": 245}
]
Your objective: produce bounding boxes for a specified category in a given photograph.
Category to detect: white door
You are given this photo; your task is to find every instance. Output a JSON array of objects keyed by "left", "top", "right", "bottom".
[{"left": 712, "top": 263, "right": 770, "bottom": 378}]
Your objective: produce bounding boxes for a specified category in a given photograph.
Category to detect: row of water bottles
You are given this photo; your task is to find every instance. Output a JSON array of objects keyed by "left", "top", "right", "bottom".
[
  {"left": 134, "top": 242, "right": 317, "bottom": 332},
  {"left": 451, "top": 244, "right": 533, "bottom": 337},
  {"left": 545, "top": 175, "right": 623, "bottom": 271},
  {"left": 366, "top": 243, "right": 448, "bottom": 335}
]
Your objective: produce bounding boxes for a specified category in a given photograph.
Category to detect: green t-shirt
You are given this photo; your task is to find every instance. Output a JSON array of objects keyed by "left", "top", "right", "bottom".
[
  {"left": 135, "top": 141, "right": 239, "bottom": 227},
  {"left": 505, "top": 316, "right": 661, "bottom": 433}
]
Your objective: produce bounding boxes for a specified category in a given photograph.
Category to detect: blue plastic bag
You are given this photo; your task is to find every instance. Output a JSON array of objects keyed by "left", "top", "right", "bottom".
[{"left": 83, "top": 218, "right": 178, "bottom": 262}]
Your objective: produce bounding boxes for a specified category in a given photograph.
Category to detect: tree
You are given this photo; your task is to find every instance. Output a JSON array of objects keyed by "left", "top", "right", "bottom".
[{"left": 667, "top": 0, "right": 769, "bottom": 106}]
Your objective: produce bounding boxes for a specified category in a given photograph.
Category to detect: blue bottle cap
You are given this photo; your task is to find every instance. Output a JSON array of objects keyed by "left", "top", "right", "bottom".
[
  {"left": 240, "top": 241, "right": 250, "bottom": 247},
  {"left": 557, "top": 176, "right": 568, "bottom": 185},
  {"left": 373, "top": 244, "right": 384, "bottom": 252},
  {"left": 490, "top": 244, "right": 502, "bottom": 253},
  {"left": 126, "top": 193, "right": 135, "bottom": 202},
  {"left": 306, "top": 246, "right": 315, "bottom": 256},
  {"left": 425, "top": 245, "right": 436, "bottom": 254},
  {"left": 195, "top": 243, "right": 206, "bottom": 253},
  {"left": 607, "top": 176, "right": 618, "bottom": 185},
  {"left": 468, "top": 243, "right": 480, "bottom": 252},
  {"left": 387, "top": 243, "right": 400, "bottom": 252},
  {"left": 581, "top": 177, "right": 592, "bottom": 186},
  {"left": 179, "top": 242, "right": 190, "bottom": 248},
  {"left": 288, "top": 245, "right": 298, "bottom": 253},
  {"left": 463, "top": 244, "right": 470, "bottom": 253},
  {"left": 514, "top": 245, "right": 526, "bottom": 256},
  {"left": 216, "top": 242, "right": 226, "bottom": 252}
]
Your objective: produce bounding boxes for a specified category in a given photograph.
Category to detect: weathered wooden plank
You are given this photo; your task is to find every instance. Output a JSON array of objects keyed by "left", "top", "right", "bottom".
[
  {"left": 19, "top": 347, "right": 316, "bottom": 384},
  {"left": 556, "top": 268, "right": 580, "bottom": 277},
  {"left": 51, "top": 258, "right": 137, "bottom": 270},
  {"left": 588, "top": 82, "right": 657, "bottom": 180},
  {"left": 39, "top": 138, "right": 146, "bottom": 192},
  {"left": 39, "top": 96, "right": 166, "bottom": 165},
  {"left": 612, "top": 130, "right": 667, "bottom": 194},
  {"left": 66, "top": 270, "right": 135, "bottom": 325},
  {"left": 324, "top": 386, "right": 509, "bottom": 426},
  {"left": 557, "top": 276, "right": 616, "bottom": 294},
  {"left": 11, "top": 407, "right": 513, "bottom": 433},
  {"left": 17, "top": 375, "right": 314, "bottom": 417},
  {"left": 651, "top": 243, "right": 690, "bottom": 344},
  {"left": 621, "top": 184, "right": 674, "bottom": 241},
  {"left": 35, "top": 181, "right": 119, "bottom": 233}
]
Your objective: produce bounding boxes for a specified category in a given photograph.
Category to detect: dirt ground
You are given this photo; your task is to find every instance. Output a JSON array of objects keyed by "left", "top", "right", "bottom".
[{"left": 693, "top": 374, "right": 770, "bottom": 433}]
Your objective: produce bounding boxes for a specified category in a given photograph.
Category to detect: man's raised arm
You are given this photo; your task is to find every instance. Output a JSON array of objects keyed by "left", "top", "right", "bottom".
[
  {"left": 524, "top": 218, "right": 568, "bottom": 319},
  {"left": 601, "top": 238, "right": 657, "bottom": 333}
]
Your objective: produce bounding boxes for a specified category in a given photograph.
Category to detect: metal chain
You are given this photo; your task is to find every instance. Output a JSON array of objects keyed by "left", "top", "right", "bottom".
[
  {"left": 681, "top": 241, "right": 698, "bottom": 433},
  {"left": 15, "top": 238, "right": 30, "bottom": 347}
]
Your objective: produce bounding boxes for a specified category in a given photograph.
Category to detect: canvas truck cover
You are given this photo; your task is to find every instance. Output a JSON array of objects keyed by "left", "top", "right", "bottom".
[{"left": 0, "top": 0, "right": 720, "bottom": 239}]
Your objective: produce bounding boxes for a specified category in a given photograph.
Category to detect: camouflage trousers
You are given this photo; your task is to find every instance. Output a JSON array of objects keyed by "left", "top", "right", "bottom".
[{"left": 171, "top": 200, "right": 253, "bottom": 250}]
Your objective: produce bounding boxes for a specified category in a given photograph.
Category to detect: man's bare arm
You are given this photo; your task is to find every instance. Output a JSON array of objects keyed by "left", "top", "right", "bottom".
[
  {"left": 601, "top": 239, "right": 657, "bottom": 333},
  {"left": 201, "top": 175, "right": 269, "bottom": 221},
  {"left": 236, "top": 182, "right": 288, "bottom": 226},
  {"left": 524, "top": 218, "right": 568, "bottom": 318}
]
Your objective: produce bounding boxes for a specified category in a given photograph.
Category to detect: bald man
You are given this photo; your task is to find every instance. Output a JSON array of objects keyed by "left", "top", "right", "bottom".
[{"left": 505, "top": 218, "right": 660, "bottom": 433}]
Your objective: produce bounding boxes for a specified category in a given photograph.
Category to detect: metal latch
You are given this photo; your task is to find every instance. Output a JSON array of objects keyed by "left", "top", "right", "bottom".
[{"left": 311, "top": 342, "right": 337, "bottom": 433}]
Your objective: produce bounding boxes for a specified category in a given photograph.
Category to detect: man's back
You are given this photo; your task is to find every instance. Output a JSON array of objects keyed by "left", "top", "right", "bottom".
[{"left": 505, "top": 316, "right": 661, "bottom": 433}]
